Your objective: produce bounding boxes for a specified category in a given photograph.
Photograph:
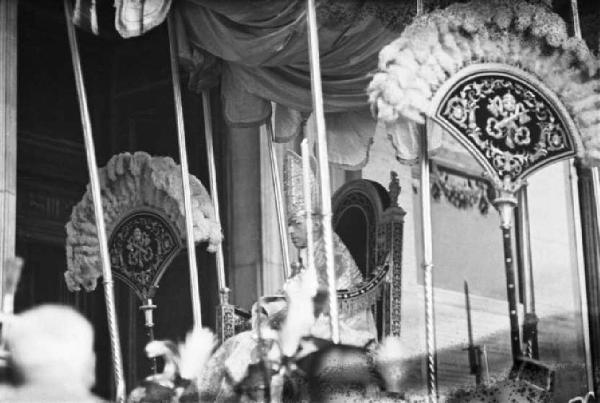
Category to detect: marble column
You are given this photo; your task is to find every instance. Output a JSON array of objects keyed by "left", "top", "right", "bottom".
[
  {"left": 226, "top": 126, "right": 262, "bottom": 309},
  {"left": 0, "top": 0, "right": 18, "bottom": 303}
]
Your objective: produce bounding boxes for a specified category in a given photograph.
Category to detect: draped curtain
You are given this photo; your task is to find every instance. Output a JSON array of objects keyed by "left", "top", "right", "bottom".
[
  {"left": 75, "top": 0, "right": 432, "bottom": 167},
  {"left": 174, "top": 0, "right": 421, "bottom": 168}
]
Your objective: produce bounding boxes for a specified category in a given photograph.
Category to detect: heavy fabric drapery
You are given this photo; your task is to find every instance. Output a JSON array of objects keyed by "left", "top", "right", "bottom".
[
  {"left": 74, "top": 0, "right": 439, "bottom": 167},
  {"left": 174, "top": 0, "right": 423, "bottom": 168}
]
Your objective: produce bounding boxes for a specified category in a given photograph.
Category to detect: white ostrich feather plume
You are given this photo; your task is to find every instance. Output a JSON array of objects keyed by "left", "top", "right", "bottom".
[
  {"left": 178, "top": 327, "right": 216, "bottom": 382},
  {"left": 376, "top": 336, "right": 404, "bottom": 365},
  {"left": 368, "top": 0, "right": 600, "bottom": 167},
  {"left": 375, "top": 336, "right": 405, "bottom": 393},
  {"left": 64, "top": 151, "right": 223, "bottom": 292},
  {"left": 279, "top": 269, "right": 317, "bottom": 357}
]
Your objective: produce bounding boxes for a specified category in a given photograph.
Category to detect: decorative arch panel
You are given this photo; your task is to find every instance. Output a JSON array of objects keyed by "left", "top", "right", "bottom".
[
  {"left": 368, "top": 0, "right": 600, "bottom": 171},
  {"left": 432, "top": 65, "right": 579, "bottom": 184},
  {"left": 64, "top": 151, "right": 222, "bottom": 293},
  {"left": 109, "top": 210, "right": 183, "bottom": 300}
]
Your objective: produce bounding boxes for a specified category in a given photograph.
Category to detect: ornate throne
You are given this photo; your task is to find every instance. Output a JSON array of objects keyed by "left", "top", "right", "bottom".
[
  {"left": 218, "top": 172, "right": 406, "bottom": 343},
  {"left": 332, "top": 172, "right": 405, "bottom": 339}
]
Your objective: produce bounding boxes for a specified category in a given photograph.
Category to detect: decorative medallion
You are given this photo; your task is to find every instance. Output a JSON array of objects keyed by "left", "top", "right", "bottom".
[
  {"left": 436, "top": 74, "right": 575, "bottom": 182},
  {"left": 109, "top": 211, "right": 182, "bottom": 299}
]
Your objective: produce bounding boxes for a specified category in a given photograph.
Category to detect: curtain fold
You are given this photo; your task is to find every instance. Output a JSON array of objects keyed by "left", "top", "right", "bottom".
[
  {"left": 75, "top": 0, "right": 426, "bottom": 167},
  {"left": 175, "top": 0, "right": 416, "bottom": 168}
]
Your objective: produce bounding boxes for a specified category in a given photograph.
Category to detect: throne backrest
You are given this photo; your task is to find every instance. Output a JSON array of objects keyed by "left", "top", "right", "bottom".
[{"left": 332, "top": 175, "right": 405, "bottom": 339}]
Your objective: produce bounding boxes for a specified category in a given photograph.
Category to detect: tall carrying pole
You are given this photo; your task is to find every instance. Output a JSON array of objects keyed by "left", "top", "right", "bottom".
[
  {"left": 569, "top": 162, "right": 595, "bottom": 394},
  {"left": 306, "top": 0, "right": 339, "bottom": 343},
  {"left": 0, "top": 0, "right": 17, "bottom": 309},
  {"left": 517, "top": 186, "right": 538, "bottom": 358},
  {"left": 63, "top": 1, "right": 125, "bottom": 401},
  {"left": 266, "top": 122, "right": 292, "bottom": 280},
  {"left": 167, "top": 15, "right": 202, "bottom": 326},
  {"left": 570, "top": 0, "right": 595, "bottom": 394},
  {"left": 301, "top": 139, "right": 318, "bottom": 293},
  {"left": 420, "top": 124, "right": 438, "bottom": 402},
  {"left": 493, "top": 186, "right": 521, "bottom": 365},
  {"left": 415, "top": 2, "right": 437, "bottom": 401},
  {"left": 200, "top": 91, "right": 229, "bottom": 304}
]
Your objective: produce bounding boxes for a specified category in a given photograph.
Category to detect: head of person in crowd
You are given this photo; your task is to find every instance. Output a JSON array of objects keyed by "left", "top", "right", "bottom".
[{"left": 4, "top": 304, "right": 96, "bottom": 391}]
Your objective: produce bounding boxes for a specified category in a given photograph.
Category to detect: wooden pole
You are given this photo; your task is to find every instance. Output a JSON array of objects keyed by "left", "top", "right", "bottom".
[
  {"left": 266, "top": 121, "right": 292, "bottom": 280},
  {"left": 419, "top": 124, "right": 438, "bottom": 402},
  {"left": 415, "top": 2, "right": 437, "bottom": 399},
  {"left": 570, "top": 1, "right": 595, "bottom": 394},
  {"left": 63, "top": 1, "right": 125, "bottom": 400},
  {"left": 167, "top": 14, "right": 202, "bottom": 327},
  {"left": 301, "top": 139, "right": 317, "bottom": 294},
  {"left": 517, "top": 186, "right": 539, "bottom": 358},
  {"left": 306, "top": 0, "right": 339, "bottom": 343},
  {"left": 568, "top": 162, "right": 595, "bottom": 394},
  {"left": 491, "top": 179, "right": 522, "bottom": 366},
  {"left": 0, "top": 0, "right": 17, "bottom": 308},
  {"left": 201, "top": 91, "right": 229, "bottom": 303}
]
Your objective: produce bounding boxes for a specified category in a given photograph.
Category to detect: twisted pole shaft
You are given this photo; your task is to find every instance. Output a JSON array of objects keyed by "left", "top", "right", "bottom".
[
  {"left": 415, "top": 3, "right": 436, "bottom": 399},
  {"left": 419, "top": 125, "right": 438, "bottom": 402},
  {"left": 306, "top": 0, "right": 339, "bottom": 343},
  {"left": 167, "top": 14, "right": 202, "bottom": 326},
  {"left": 63, "top": 1, "right": 125, "bottom": 400}
]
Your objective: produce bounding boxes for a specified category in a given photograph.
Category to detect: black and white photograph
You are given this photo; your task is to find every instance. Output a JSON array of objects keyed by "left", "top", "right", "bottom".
[{"left": 0, "top": 0, "right": 599, "bottom": 401}]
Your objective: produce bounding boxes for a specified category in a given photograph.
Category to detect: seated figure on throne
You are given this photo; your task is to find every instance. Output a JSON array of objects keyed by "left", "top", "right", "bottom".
[
  {"left": 197, "top": 150, "right": 377, "bottom": 401},
  {"left": 285, "top": 150, "right": 376, "bottom": 347}
]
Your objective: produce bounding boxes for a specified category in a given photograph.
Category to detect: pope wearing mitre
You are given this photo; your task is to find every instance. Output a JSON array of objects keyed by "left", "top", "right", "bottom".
[{"left": 197, "top": 150, "right": 377, "bottom": 401}]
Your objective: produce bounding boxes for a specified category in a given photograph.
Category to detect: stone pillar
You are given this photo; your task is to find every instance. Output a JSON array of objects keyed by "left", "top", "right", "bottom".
[
  {"left": 226, "top": 126, "right": 262, "bottom": 309},
  {"left": 0, "top": 0, "right": 18, "bottom": 303}
]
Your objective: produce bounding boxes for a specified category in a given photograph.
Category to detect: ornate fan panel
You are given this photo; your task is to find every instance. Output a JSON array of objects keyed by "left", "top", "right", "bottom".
[
  {"left": 435, "top": 72, "right": 576, "bottom": 182},
  {"left": 109, "top": 210, "right": 182, "bottom": 299}
]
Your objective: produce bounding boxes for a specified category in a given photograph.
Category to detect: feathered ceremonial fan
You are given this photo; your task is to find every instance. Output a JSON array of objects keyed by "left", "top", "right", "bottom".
[
  {"left": 64, "top": 151, "right": 222, "bottom": 298},
  {"left": 368, "top": 0, "right": 600, "bottom": 166}
]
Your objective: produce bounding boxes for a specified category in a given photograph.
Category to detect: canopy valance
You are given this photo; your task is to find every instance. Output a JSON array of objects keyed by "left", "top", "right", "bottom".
[
  {"left": 174, "top": 0, "right": 420, "bottom": 169},
  {"left": 75, "top": 0, "right": 426, "bottom": 169},
  {"left": 74, "top": 0, "right": 598, "bottom": 170}
]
